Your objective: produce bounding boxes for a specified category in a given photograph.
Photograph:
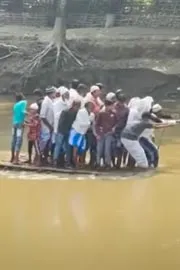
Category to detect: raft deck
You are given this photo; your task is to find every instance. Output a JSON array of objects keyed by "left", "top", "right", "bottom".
[
  {"left": 0, "top": 162, "right": 101, "bottom": 176},
  {"left": 0, "top": 161, "right": 156, "bottom": 178}
]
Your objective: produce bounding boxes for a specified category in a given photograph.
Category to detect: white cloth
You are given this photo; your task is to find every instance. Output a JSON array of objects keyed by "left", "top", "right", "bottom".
[
  {"left": 126, "top": 108, "right": 140, "bottom": 125},
  {"left": 105, "top": 92, "right": 116, "bottom": 102},
  {"left": 69, "top": 88, "right": 79, "bottom": 100},
  {"left": 128, "top": 97, "right": 141, "bottom": 109},
  {"left": 90, "top": 85, "right": 100, "bottom": 93},
  {"left": 30, "top": 103, "right": 38, "bottom": 110},
  {"left": 138, "top": 96, "right": 154, "bottom": 140},
  {"left": 72, "top": 107, "right": 91, "bottom": 135},
  {"left": 69, "top": 88, "right": 84, "bottom": 107},
  {"left": 138, "top": 96, "right": 154, "bottom": 116},
  {"left": 59, "top": 86, "right": 69, "bottom": 96},
  {"left": 53, "top": 97, "right": 70, "bottom": 133},
  {"left": 152, "top": 103, "right": 162, "bottom": 113},
  {"left": 161, "top": 119, "right": 176, "bottom": 124},
  {"left": 125, "top": 98, "right": 141, "bottom": 129},
  {"left": 40, "top": 96, "right": 54, "bottom": 133},
  {"left": 121, "top": 138, "right": 149, "bottom": 168}
]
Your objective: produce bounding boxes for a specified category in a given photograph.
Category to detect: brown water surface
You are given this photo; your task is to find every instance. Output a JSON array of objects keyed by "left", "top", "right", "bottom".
[{"left": 0, "top": 97, "right": 180, "bottom": 270}]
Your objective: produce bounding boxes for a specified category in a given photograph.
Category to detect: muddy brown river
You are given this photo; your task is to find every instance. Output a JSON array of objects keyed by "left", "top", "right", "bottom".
[{"left": 0, "top": 96, "right": 180, "bottom": 270}]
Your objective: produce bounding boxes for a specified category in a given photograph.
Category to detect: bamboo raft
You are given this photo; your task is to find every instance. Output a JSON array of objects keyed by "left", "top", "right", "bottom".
[
  {"left": 0, "top": 162, "right": 100, "bottom": 176},
  {"left": 0, "top": 161, "right": 156, "bottom": 178}
]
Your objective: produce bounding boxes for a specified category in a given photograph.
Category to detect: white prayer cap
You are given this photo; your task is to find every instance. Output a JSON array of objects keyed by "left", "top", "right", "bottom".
[
  {"left": 29, "top": 103, "right": 38, "bottom": 110},
  {"left": 105, "top": 92, "right": 116, "bottom": 102},
  {"left": 90, "top": 85, "right": 100, "bottom": 93},
  {"left": 59, "top": 86, "right": 69, "bottom": 96},
  {"left": 152, "top": 103, "right": 162, "bottom": 113}
]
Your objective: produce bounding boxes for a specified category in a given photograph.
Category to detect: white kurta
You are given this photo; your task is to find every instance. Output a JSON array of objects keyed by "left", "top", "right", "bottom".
[{"left": 72, "top": 108, "right": 91, "bottom": 135}]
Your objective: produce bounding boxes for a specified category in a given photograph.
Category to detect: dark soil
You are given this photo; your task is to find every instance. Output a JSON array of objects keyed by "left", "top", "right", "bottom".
[{"left": 1, "top": 25, "right": 180, "bottom": 101}]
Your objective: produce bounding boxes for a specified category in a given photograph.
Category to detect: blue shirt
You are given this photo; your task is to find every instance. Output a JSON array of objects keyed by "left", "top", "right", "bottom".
[{"left": 12, "top": 100, "right": 27, "bottom": 125}]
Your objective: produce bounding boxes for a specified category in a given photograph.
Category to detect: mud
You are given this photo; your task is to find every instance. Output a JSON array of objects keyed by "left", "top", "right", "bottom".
[{"left": 0, "top": 25, "right": 180, "bottom": 99}]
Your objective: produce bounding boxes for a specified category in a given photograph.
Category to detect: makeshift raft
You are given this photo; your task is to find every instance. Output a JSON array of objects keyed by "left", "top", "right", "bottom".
[{"left": 0, "top": 161, "right": 156, "bottom": 178}]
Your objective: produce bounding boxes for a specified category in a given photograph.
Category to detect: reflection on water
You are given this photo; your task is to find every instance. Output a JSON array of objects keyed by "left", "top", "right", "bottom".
[{"left": 0, "top": 97, "right": 180, "bottom": 269}]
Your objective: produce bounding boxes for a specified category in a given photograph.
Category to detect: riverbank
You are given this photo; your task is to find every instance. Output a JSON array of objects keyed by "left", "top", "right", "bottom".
[{"left": 1, "top": 25, "right": 180, "bottom": 99}]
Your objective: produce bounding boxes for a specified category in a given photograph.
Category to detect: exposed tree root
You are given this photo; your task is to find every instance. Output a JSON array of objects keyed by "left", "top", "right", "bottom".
[
  {"left": 0, "top": 51, "right": 21, "bottom": 61},
  {"left": 0, "top": 53, "right": 13, "bottom": 60},
  {"left": 25, "top": 1, "right": 83, "bottom": 77},
  {"left": 26, "top": 42, "right": 83, "bottom": 75},
  {"left": 0, "top": 43, "right": 19, "bottom": 61},
  {"left": 0, "top": 43, "right": 18, "bottom": 51}
]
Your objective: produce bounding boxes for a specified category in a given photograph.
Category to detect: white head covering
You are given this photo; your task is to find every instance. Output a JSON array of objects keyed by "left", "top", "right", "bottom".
[
  {"left": 90, "top": 85, "right": 100, "bottom": 93},
  {"left": 59, "top": 86, "right": 69, "bottom": 96},
  {"left": 30, "top": 103, "right": 38, "bottom": 110},
  {"left": 126, "top": 97, "right": 141, "bottom": 125},
  {"left": 152, "top": 103, "right": 162, "bottom": 113},
  {"left": 138, "top": 96, "right": 154, "bottom": 116},
  {"left": 105, "top": 92, "right": 116, "bottom": 102},
  {"left": 139, "top": 96, "right": 154, "bottom": 140},
  {"left": 128, "top": 97, "right": 141, "bottom": 109}
]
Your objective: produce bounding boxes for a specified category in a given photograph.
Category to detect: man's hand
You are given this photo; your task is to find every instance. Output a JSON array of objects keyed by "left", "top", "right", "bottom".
[{"left": 96, "top": 135, "right": 101, "bottom": 141}]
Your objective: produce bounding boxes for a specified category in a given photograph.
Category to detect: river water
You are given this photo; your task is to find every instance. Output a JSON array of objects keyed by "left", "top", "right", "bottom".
[{"left": 0, "top": 96, "right": 180, "bottom": 270}]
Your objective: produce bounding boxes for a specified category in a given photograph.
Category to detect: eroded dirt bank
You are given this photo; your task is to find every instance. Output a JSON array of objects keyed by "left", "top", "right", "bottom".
[{"left": 0, "top": 25, "right": 180, "bottom": 100}]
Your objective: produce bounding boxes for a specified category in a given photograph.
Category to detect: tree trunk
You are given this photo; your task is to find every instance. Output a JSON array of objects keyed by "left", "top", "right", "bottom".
[
  {"left": 105, "top": 14, "right": 115, "bottom": 28},
  {"left": 26, "top": 0, "right": 82, "bottom": 76},
  {"left": 105, "top": 0, "right": 119, "bottom": 28},
  {"left": 52, "top": 0, "right": 67, "bottom": 46}
]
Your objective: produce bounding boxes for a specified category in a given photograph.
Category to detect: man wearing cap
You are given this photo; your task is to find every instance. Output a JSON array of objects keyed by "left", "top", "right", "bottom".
[
  {"left": 100, "top": 92, "right": 116, "bottom": 112},
  {"left": 53, "top": 86, "right": 70, "bottom": 141},
  {"left": 95, "top": 97, "right": 117, "bottom": 169},
  {"left": 84, "top": 85, "right": 104, "bottom": 114},
  {"left": 83, "top": 85, "right": 104, "bottom": 167},
  {"left": 39, "top": 86, "right": 56, "bottom": 161}
]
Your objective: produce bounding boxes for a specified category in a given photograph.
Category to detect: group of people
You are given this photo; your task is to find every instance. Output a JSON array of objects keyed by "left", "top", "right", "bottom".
[{"left": 11, "top": 79, "right": 177, "bottom": 170}]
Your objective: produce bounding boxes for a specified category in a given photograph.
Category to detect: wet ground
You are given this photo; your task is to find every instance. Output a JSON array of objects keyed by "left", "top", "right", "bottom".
[{"left": 0, "top": 96, "right": 180, "bottom": 270}]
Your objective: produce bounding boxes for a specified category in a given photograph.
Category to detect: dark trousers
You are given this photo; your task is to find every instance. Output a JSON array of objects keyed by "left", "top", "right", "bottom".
[
  {"left": 86, "top": 130, "right": 97, "bottom": 166},
  {"left": 139, "top": 137, "right": 159, "bottom": 168},
  {"left": 28, "top": 140, "right": 40, "bottom": 161}
]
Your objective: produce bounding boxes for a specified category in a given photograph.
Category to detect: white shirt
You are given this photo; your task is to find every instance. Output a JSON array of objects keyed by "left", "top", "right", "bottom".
[
  {"left": 72, "top": 108, "right": 91, "bottom": 135},
  {"left": 69, "top": 88, "right": 79, "bottom": 101},
  {"left": 53, "top": 97, "right": 70, "bottom": 133},
  {"left": 126, "top": 108, "right": 140, "bottom": 125},
  {"left": 40, "top": 96, "right": 54, "bottom": 133},
  {"left": 69, "top": 88, "right": 84, "bottom": 107}
]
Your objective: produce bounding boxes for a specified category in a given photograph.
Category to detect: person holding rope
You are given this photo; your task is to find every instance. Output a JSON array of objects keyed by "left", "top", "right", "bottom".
[{"left": 121, "top": 99, "right": 176, "bottom": 169}]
